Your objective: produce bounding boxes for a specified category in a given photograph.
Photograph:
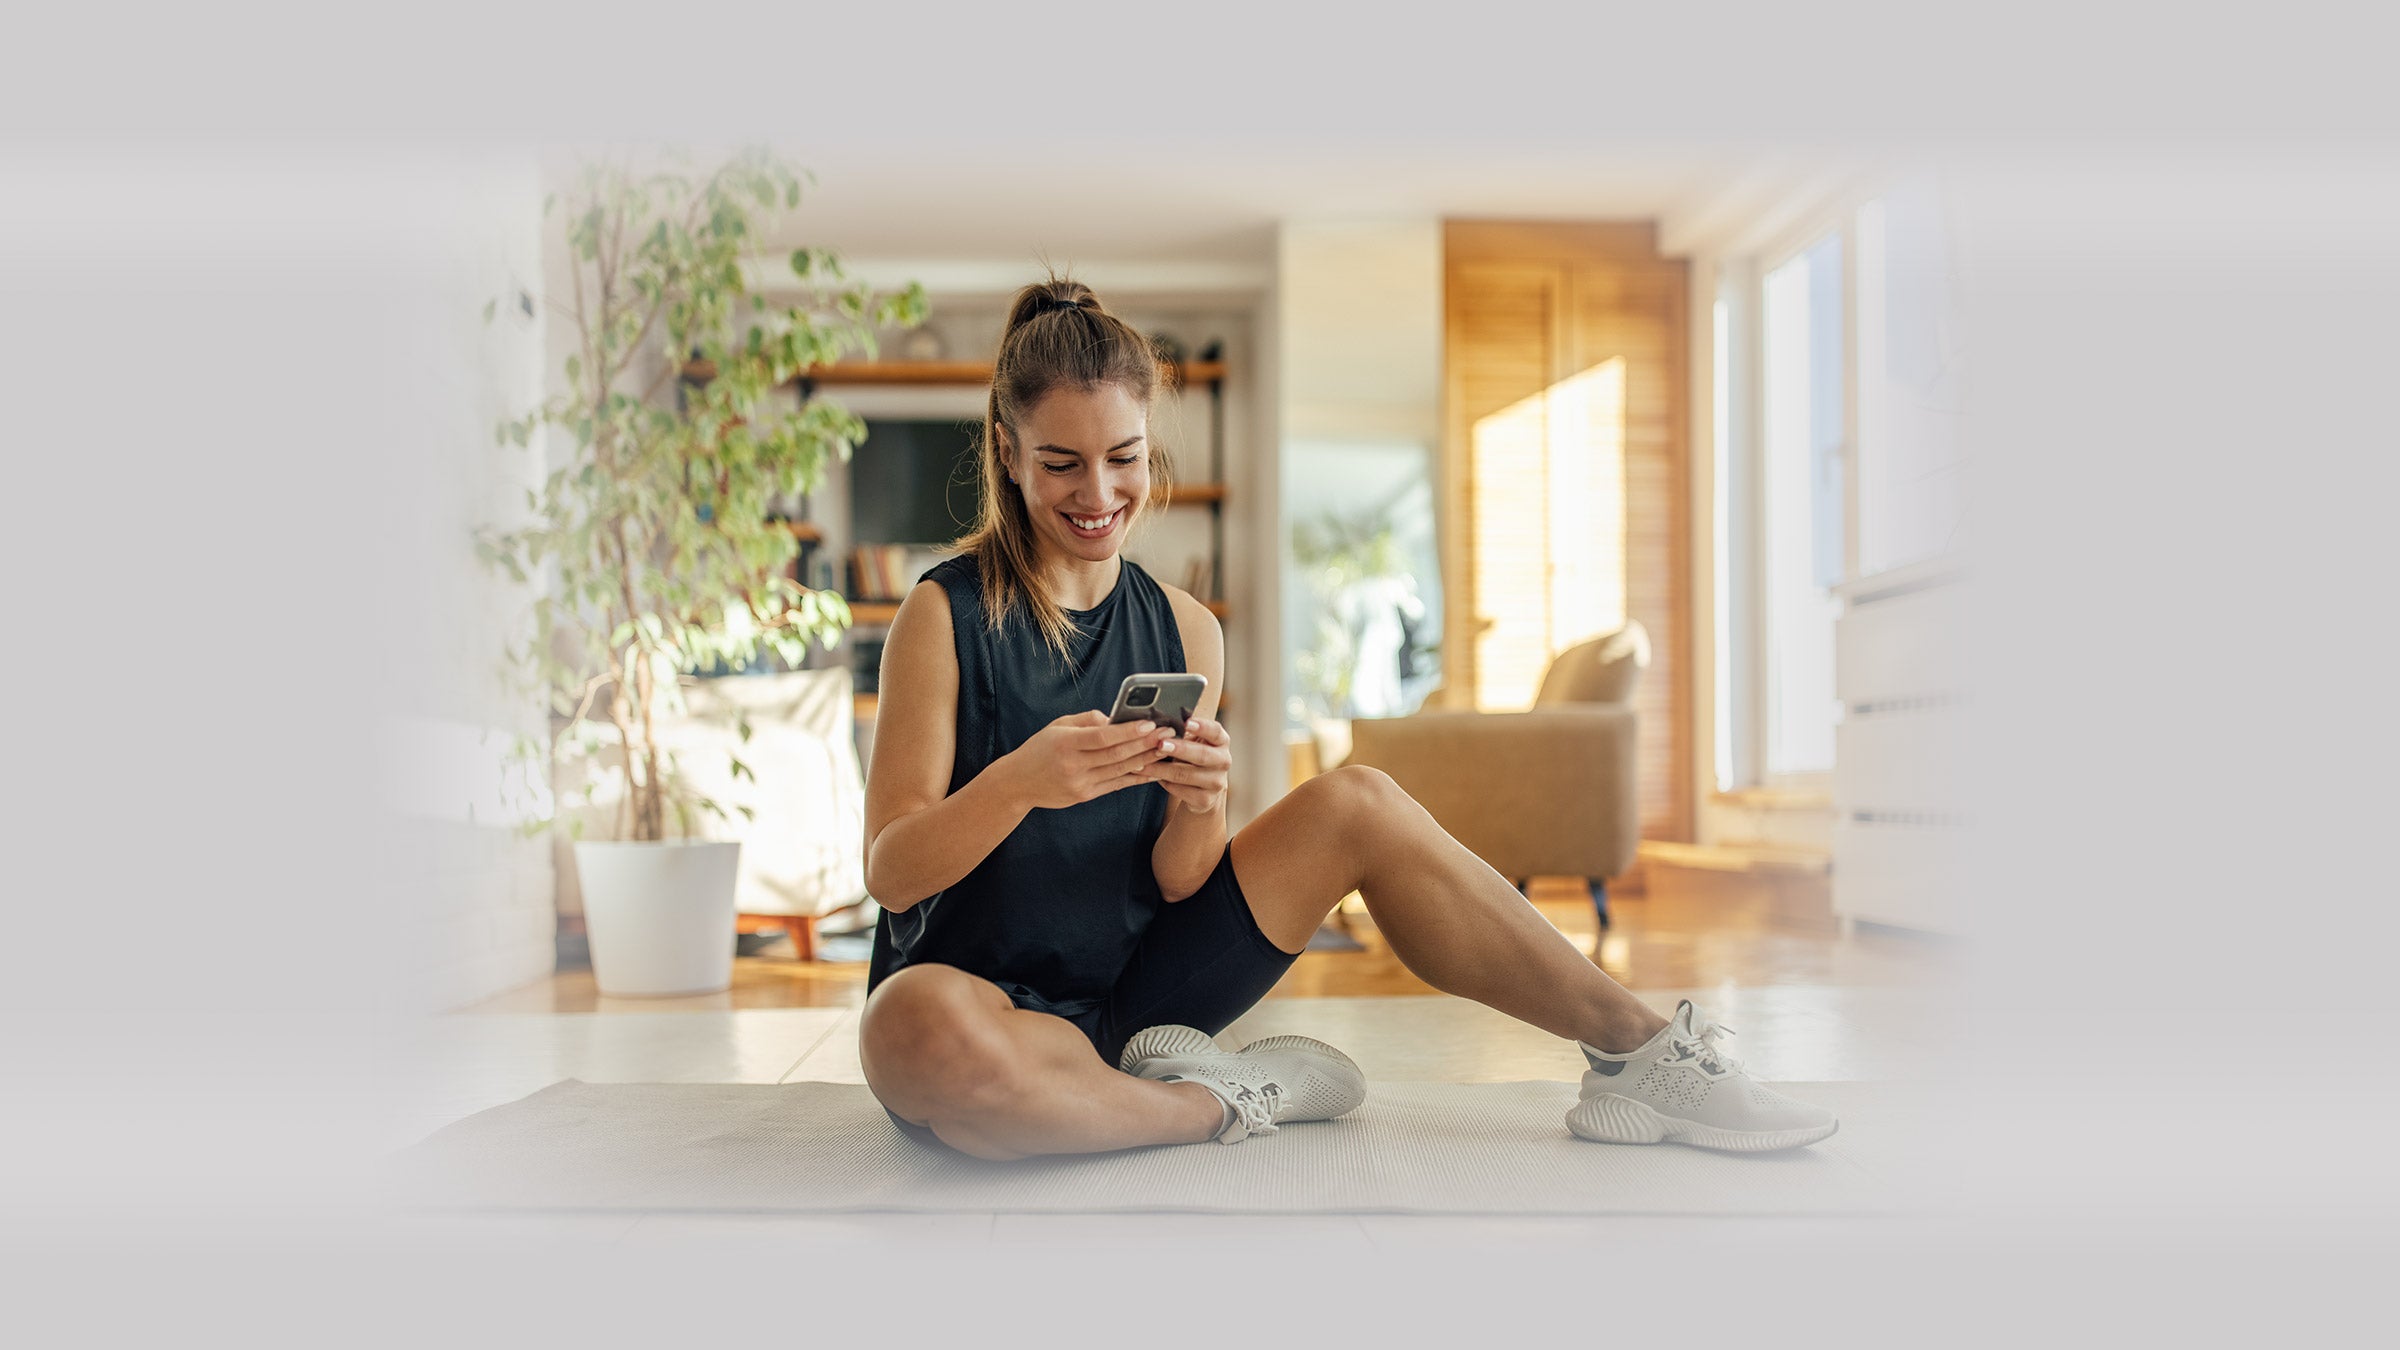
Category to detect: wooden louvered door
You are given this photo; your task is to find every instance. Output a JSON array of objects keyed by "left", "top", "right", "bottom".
[
  {"left": 1443, "top": 223, "right": 1692, "bottom": 843},
  {"left": 1442, "top": 260, "right": 1565, "bottom": 719}
]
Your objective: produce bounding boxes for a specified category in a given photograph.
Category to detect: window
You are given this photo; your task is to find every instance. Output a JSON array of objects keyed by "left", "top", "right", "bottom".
[
  {"left": 1761, "top": 233, "right": 1845, "bottom": 778},
  {"left": 1711, "top": 173, "right": 1970, "bottom": 792},
  {"left": 1712, "top": 293, "right": 1736, "bottom": 793},
  {"left": 1284, "top": 439, "right": 1444, "bottom": 727}
]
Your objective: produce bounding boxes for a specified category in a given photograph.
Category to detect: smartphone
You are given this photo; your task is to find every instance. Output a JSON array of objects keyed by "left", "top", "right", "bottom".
[{"left": 1106, "top": 673, "right": 1208, "bottom": 733}]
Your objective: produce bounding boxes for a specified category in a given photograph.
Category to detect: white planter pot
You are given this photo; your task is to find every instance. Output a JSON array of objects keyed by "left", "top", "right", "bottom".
[{"left": 571, "top": 839, "right": 742, "bottom": 997}]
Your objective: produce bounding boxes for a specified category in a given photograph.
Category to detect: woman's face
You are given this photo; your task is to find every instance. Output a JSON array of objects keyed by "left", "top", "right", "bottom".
[{"left": 1006, "top": 382, "right": 1151, "bottom": 564}]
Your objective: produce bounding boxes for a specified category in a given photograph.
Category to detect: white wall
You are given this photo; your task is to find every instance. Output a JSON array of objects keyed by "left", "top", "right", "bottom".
[
  {"left": 1277, "top": 222, "right": 1444, "bottom": 446},
  {"left": 380, "top": 163, "right": 559, "bottom": 1012}
]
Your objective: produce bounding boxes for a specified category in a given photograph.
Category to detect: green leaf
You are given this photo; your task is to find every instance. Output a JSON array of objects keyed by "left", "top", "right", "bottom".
[{"left": 478, "top": 149, "right": 927, "bottom": 833}]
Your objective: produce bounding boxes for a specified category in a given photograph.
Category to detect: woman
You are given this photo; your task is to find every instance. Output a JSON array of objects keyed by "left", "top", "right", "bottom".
[{"left": 858, "top": 278, "right": 1838, "bottom": 1160}]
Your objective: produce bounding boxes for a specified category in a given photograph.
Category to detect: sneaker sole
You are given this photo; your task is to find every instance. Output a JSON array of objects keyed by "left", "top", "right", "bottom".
[
  {"left": 1116, "top": 1024, "right": 1222, "bottom": 1073},
  {"left": 1116, "top": 1026, "right": 1369, "bottom": 1120},
  {"left": 1566, "top": 1092, "right": 1840, "bottom": 1153}
]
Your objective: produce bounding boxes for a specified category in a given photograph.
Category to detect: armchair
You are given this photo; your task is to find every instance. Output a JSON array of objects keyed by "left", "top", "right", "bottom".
[{"left": 1323, "top": 623, "right": 1648, "bottom": 930}]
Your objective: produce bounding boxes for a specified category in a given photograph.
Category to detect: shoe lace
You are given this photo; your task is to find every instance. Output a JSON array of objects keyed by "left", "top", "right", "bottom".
[
  {"left": 1225, "top": 1081, "right": 1285, "bottom": 1139},
  {"left": 1671, "top": 1019, "right": 1744, "bottom": 1079}
]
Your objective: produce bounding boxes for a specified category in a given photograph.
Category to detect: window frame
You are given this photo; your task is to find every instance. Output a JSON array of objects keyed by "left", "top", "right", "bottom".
[{"left": 1715, "top": 180, "right": 1895, "bottom": 795}]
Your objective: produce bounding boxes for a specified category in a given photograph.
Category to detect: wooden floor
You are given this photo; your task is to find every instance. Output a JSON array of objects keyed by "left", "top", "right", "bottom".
[
  {"left": 420, "top": 872, "right": 1957, "bottom": 1262},
  {"left": 465, "top": 876, "right": 1946, "bottom": 1015}
]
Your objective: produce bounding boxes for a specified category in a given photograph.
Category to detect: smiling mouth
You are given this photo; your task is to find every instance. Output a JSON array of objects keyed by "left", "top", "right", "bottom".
[{"left": 1064, "top": 508, "right": 1122, "bottom": 534}]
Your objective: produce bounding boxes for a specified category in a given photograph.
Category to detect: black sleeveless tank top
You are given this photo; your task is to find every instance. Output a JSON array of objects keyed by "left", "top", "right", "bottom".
[{"left": 865, "top": 553, "right": 1186, "bottom": 1018}]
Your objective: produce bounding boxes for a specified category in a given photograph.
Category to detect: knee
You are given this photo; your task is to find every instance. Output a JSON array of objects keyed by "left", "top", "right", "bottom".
[
  {"left": 860, "top": 966, "right": 1024, "bottom": 1114},
  {"left": 1311, "top": 763, "right": 1411, "bottom": 828}
]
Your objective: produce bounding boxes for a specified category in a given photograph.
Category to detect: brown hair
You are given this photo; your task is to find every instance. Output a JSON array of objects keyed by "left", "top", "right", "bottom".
[{"left": 953, "top": 272, "right": 1175, "bottom": 664}]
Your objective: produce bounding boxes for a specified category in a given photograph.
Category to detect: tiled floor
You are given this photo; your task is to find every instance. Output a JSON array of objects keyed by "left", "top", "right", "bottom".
[{"left": 394, "top": 886, "right": 1961, "bottom": 1251}]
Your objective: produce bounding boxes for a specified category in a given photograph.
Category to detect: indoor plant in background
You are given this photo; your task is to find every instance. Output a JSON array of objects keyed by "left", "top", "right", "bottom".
[
  {"left": 1293, "top": 508, "right": 1431, "bottom": 721},
  {"left": 477, "top": 149, "right": 925, "bottom": 996}
]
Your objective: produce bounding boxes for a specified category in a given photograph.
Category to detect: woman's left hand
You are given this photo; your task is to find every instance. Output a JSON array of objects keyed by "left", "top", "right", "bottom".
[{"left": 1141, "top": 714, "right": 1232, "bottom": 814}]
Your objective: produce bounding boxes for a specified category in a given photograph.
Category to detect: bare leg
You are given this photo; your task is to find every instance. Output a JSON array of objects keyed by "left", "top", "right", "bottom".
[
  {"left": 1230, "top": 766, "right": 1668, "bottom": 1053},
  {"left": 859, "top": 963, "right": 1227, "bottom": 1161}
]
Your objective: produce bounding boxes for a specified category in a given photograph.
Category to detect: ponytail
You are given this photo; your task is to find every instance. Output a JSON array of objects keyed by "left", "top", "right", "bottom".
[{"left": 955, "top": 271, "right": 1175, "bottom": 665}]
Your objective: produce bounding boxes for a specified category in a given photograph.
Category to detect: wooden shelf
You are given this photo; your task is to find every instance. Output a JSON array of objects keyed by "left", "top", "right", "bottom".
[
  {"left": 788, "top": 487, "right": 1217, "bottom": 545},
  {"left": 683, "top": 358, "right": 1226, "bottom": 388},
  {"left": 806, "top": 360, "right": 993, "bottom": 385},
  {"left": 787, "top": 485, "right": 1217, "bottom": 541},
  {"left": 756, "top": 352, "right": 1235, "bottom": 723}
]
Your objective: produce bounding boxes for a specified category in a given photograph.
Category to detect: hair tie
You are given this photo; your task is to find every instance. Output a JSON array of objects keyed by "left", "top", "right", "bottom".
[{"left": 1040, "top": 295, "right": 1083, "bottom": 315}]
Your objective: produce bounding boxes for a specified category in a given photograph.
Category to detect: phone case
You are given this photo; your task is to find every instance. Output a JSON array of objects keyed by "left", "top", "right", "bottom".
[{"left": 1107, "top": 673, "right": 1208, "bottom": 731}]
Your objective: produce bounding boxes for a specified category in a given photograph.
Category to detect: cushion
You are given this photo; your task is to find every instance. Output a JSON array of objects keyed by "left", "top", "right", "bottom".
[{"left": 1532, "top": 622, "right": 1649, "bottom": 706}]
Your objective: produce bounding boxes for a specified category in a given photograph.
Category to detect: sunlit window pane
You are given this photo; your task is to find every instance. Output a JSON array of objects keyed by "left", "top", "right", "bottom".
[
  {"left": 1763, "top": 235, "right": 1843, "bottom": 776},
  {"left": 1470, "top": 361, "right": 1628, "bottom": 710},
  {"left": 1712, "top": 293, "right": 1735, "bottom": 794}
]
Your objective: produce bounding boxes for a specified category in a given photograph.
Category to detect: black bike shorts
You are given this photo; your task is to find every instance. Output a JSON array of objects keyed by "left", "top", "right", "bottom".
[{"left": 882, "top": 843, "right": 1300, "bottom": 1150}]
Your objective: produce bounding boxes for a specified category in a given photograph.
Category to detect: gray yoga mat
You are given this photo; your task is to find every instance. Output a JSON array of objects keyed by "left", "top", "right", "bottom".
[{"left": 384, "top": 1079, "right": 1918, "bottom": 1216}]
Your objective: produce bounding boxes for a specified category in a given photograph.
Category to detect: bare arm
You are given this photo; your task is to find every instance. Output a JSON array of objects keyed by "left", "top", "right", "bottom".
[
  {"left": 1149, "top": 586, "right": 1231, "bottom": 903},
  {"left": 863, "top": 578, "right": 1172, "bottom": 911},
  {"left": 862, "top": 581, "right": 1031, "bottom": 912}
]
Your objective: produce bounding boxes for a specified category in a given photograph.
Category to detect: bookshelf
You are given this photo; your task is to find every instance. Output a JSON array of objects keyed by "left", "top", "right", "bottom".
[{"left": 702, "top": 356, "right": 1236, "bottom": 728}]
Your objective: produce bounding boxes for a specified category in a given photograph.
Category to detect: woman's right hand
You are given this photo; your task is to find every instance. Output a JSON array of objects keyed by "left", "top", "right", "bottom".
[{"left": 1000, "top": 710, "right": 1173, "bottom": 810}]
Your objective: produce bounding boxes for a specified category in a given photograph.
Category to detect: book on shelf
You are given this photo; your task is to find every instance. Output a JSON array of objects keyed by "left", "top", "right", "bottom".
[{"left": 849, "top": 544, "right": 911, "bottom": 601}]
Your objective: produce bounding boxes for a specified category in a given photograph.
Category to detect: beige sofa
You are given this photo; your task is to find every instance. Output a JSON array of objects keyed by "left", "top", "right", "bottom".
[
  {"left": 554, "top": 666, "right": 868, "bottom": 959},
  {"left": 1323, "top": 623, "right": 1648, "bottom": 927}
]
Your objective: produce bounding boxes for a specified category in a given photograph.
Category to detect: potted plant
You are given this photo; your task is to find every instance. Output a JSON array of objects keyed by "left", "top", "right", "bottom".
[
  {"left": 1293, "top": 508, "right": 1431, "bottom": 719},
  {"left": 477, "top": 149, "right": 925, "bottom": 996}
]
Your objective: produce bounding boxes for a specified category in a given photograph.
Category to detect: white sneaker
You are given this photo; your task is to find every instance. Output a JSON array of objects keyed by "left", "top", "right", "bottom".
[
  {"left": 1118, "top": 1025, "right": 1368, "bottom": 1143},
  {"left": 1567, "top": 1000, "right": 1839, "bottom": 1153}
]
